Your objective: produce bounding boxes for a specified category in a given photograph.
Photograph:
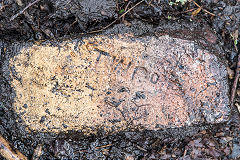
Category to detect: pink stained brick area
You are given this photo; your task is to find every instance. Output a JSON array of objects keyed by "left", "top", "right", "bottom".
[
  {"left": 8, "top": 34, "right": 230, "bottom": 133},
  {"left": 99, "top": 35, "right": 230, "bottom": 130}
]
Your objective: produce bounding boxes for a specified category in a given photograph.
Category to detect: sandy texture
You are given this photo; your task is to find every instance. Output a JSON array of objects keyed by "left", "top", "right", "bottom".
[{"left": 8, "top": 34, "right": 230, "bottom": 133}]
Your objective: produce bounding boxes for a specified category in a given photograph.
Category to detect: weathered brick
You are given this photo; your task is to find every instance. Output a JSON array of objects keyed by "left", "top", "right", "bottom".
[{"left": 5, "top": 32, "right": 230, "bottom": 134}]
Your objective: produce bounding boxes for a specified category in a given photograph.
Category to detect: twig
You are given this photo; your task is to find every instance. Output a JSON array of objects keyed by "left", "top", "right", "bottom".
[
  {"left": 95, "top": 144, "right": 112, "bottom": 149},
  {"left": 69, "top": 18, "right": 78, "bottom": 28},
  {"left": 86, "top": 0, "right": 144, "bottom": 34},
  {"left": 10, "top": 0, "right": 41, "bottom": 21},
  {"left": 191, "top": 0, "right": 215, "bottom": 16},
  {"left": 148, "top": 0, "right": 153, "bottom": 6},
  {"left": 231, "top": 52, "right": 240, "bottom": 112},
  {"left": 122, "top": 1, "right": 131, "bottom": 21},
  {"left": 191, "top": 0, "right": 201, "bottom": 8},
  {"left": 182, "top": 8, "right": 196, "bottom": 13},
  {"left": 136, "top": 145, "right": 147, "bottom": 152},
  {"left": 0, "top": 134, "right": 28, "bottom": 160},
  {"left": 183, "top": 148, "right": 187, "bottom": 157}
]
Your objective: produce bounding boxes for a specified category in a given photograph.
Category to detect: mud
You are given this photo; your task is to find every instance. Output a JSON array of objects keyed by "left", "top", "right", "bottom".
[{"left": 0, "top": 0, "right": 117, "bottom": 40}]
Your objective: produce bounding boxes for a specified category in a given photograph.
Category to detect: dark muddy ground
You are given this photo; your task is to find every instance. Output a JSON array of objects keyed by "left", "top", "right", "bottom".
[{"left": 0, "top": 0, "right": 240, "bottom": 159}]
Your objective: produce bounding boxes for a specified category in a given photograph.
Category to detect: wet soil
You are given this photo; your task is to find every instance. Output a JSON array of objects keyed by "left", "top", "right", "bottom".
[{"left": 0, "top": 0, "right": 240, "bottom": 159}]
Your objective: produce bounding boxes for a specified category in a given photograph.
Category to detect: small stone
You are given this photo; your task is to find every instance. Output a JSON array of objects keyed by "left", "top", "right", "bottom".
[
  {"left": 227, "top": 66, "right": 234, "bottom": 79},
  {"left": 123, "top": 20, "right": 132, "bottom": 27},
  {"left": 100, "top": 10, "right": 108, "bottom": 16},
  {"left": 200, "top": 130, "right": 207, "bottom": 134},
  {"left": 125, "top": 155, "right": 135, "bottom": 160}
]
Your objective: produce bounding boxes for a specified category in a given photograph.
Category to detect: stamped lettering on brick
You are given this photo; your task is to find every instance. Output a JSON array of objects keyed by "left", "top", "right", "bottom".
[{"left": 8, "top": 35, "right": 230, "bottom": 134}]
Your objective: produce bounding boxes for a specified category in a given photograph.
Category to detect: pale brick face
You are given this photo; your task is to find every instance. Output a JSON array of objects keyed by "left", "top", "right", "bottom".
[{"left": 6, "top": 34, "right": 230, "bottom": 134}]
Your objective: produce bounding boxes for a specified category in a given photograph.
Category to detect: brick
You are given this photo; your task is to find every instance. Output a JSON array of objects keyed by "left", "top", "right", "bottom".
[{"left": 6, "top": 33, "right": 230, "bottom": 134}]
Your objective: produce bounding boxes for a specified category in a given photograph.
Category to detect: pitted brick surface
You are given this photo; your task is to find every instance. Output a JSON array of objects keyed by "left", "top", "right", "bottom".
[{"left": 7, "top": 34, "right": 230, "bottom": 134}]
